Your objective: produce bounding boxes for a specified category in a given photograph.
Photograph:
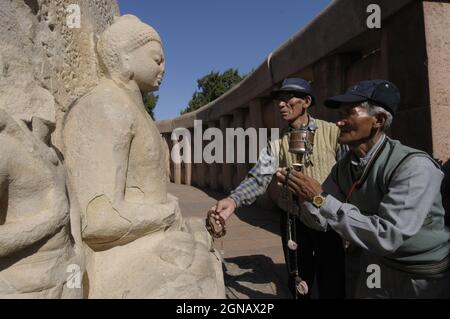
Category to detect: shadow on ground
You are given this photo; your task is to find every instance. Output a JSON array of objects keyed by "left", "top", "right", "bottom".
[
  {"left": 223, "top": 255, "right": 292, "bottom": 299},
  {"left": 167, "top": 183, "right": 290, "bottom": 299}
]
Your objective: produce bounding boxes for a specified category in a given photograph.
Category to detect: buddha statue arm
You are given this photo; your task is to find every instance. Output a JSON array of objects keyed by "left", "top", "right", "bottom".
[
  {"left": 94, "top": 127, "right": 176, "bottom": 241},
  {"left": 67, "top": 103, "right": 177, "bottom": 248},
  {"left": 0, "top": 209, "right": 69, "bottom": 257},
  {"left": 0, "top": 140, "right": 69, "bottom": 257}
]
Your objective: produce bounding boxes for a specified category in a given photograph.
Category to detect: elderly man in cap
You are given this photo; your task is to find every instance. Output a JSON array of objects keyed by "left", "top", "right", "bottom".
[
  {"left": 277, "top": 79, "right": 450, "bottom": 298},
  {"left": 209, "top": 78, "right": 347, "bottom": 299}
]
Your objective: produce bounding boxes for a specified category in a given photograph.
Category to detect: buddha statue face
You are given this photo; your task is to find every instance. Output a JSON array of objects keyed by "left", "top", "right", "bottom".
[
  {"left": 97, "top": 15, "right": 165, "bottom": 94},
  {"left": 126, "top": 41, "right": 165, "bottom": 93}
]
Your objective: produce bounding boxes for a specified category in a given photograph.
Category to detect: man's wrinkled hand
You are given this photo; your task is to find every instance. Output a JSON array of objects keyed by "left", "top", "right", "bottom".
[
  {"left": 207, "top": 197, "right": 237, "bottom": 224},
  {"left": 276, "top": 168, "right": 323, "bottom": 202}
]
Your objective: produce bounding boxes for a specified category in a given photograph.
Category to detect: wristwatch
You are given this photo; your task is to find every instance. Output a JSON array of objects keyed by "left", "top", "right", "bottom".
[{"left": 312, "top": 192, "right": 328, "bottom": 208}]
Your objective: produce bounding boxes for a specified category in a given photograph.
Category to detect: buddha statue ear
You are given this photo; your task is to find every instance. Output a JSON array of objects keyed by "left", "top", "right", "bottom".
[{"left": 119, "top": 54, "right": 134, "bottom": 82}]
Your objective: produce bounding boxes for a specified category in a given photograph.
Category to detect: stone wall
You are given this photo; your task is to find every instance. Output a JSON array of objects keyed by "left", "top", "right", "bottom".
[
  {"left": 157, "top": 0, "right": 450, "bottom": 209},
  {"left": 0, "top": 0, "right": 119, "bottom": 149},
  {"left": 0, "top": 0, "right": 119, "bottom": 297}
]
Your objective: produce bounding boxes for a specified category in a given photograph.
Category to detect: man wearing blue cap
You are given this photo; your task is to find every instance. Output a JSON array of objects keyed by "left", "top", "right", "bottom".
[
  {"left": 209, "top": 78, "right": 347, "bottom": 299},
  {"left": 277, "top": 79, "right": 450, "bottom": 298}
]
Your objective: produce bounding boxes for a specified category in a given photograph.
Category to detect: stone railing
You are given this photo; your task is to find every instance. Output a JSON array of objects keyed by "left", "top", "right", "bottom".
[{"left": 157, "top": 0, "right": 450, "bottom": 210}]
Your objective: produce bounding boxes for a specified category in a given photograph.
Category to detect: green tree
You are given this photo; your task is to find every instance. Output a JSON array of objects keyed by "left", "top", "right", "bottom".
[
  {"left": 180, "top": 68, "right": 244, "bottom": 115},
  {"left": 143, "top": 92, "right": 159, "bottom": 120}
]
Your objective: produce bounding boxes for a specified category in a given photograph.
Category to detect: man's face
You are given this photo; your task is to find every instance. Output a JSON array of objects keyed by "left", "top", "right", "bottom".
[
  {"left": 127, "top": 41, "right": 165, "bottom": 93},
  {"left": 275, "top": 92, "right": 310, "bottom": 122},
  {"left": 336, "top": 103, "right": 378, "bottom": 146}
]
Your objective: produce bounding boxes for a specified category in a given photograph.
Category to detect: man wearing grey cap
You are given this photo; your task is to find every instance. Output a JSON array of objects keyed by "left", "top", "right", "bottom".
[
  {"left": 209, "top": 78, "right": 347, "bottom": 299},
  {"left": 277, "top": 79, "right": 450, "bottom": 298}
]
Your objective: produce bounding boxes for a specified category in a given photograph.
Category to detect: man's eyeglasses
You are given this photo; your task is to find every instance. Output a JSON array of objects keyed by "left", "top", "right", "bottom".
[
  {"left": 273, "top": 93, "right": 295, "bottom": 103},
  {"left": 273, "top": 93, "right": 305, "bottom": 103}
]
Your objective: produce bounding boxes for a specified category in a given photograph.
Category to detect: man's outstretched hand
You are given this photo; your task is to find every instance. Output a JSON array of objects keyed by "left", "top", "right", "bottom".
[{"left": 208, "top": 197, "right": 237, "bottom": 224}]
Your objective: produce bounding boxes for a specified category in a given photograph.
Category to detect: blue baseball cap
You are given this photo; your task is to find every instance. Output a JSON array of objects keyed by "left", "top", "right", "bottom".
[
  {"left": 324, "top": 79, "right": 400, "bottom": 115},
  {"left": 271, "top": 78, "right": 316, "bottom": 106}
]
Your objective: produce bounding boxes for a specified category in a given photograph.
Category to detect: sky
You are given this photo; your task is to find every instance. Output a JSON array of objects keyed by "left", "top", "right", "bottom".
[{"left": 117, "top": 0, "right": 333, "bottom": 120}]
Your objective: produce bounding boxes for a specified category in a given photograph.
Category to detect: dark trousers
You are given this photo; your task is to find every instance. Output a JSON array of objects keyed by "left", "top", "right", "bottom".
[{"left": 280, "top": 211, "right": 346, "bottom": 299}]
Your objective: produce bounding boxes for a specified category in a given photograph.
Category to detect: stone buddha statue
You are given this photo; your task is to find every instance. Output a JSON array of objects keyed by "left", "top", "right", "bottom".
[
  {"left": 62, "top": 15, "right": 224, "bottom": 298},
  {"left": 0, "top": 109, "right": 82, "bottom": 298}
]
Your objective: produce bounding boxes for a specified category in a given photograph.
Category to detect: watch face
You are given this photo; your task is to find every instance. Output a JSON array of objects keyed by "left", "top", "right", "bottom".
[{"left": 313, "top": 196, "right": 324, "bottom": 207}]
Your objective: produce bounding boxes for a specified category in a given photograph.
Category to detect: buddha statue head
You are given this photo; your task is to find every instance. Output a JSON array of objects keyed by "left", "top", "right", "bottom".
[{"left": 97, "top": 15, "right": 165, "bottom": 93}]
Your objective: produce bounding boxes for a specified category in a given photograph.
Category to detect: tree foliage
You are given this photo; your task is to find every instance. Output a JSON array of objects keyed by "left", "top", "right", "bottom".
[
  {"left": 143, "top": 92, "right": 159, "bottom": 120},
  {"left": 180, "top": 68, "right": 244, "bottom": 115}
]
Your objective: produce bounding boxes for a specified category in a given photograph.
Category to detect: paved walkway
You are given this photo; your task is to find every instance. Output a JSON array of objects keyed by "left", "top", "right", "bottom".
[{"left": 168, "top": 183, "right": 291, "bottom": 299}]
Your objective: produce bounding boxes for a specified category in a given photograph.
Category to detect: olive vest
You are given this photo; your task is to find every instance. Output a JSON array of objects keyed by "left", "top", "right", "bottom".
[{"left": 272, "top": 118, "right": 340, "bottom": 214}]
